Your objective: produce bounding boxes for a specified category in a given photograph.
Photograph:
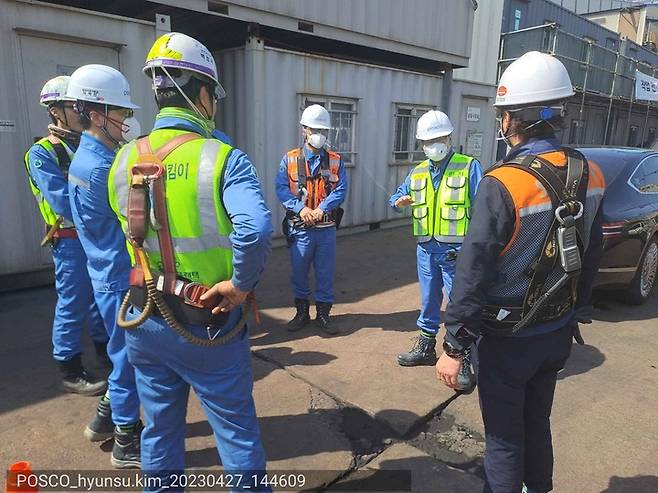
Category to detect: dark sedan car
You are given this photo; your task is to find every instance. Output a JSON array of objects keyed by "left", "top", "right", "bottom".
[{"left": 578, "top": 147, "right": 658, "bottom": 304}]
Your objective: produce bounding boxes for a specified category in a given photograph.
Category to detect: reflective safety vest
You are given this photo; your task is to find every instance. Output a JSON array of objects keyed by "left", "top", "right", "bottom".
[
  {"left": 108, "top": 129, "right": 234, "bottom": 287},
  {"left": 287, "top": 148, "right": 341, "bottom": 210},
  {"left": 24, "top": 135, "right": 75, "bottom": 228},
  {"left": 409, "top": 153, "right": 473, "bottom": 244}
]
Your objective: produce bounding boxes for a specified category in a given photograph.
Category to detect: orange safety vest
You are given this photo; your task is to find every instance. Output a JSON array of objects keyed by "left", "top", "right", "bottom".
[{"left": 287, "top": 148, "right": 341, "bottom": 210}]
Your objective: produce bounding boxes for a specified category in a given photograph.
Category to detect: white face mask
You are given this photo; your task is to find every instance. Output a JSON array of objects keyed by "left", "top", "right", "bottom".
[
  {"left": 121, "top": 117, "right": 141, "bottom": 142},
  {"left": 307, "top": 132, "right": 327, "bottom": 149},
  {"left": 423, "top": 141, "right": 449, "bottom": 162}
]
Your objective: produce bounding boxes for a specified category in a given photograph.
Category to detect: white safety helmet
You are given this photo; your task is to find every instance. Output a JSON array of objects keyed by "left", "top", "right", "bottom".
[
  {"left": 415, "top": 110, "right": 454, "bottom": 141},
  {"left": 39, "top": 76, "right": 76, "bottom": 107},
  {"left": 495, "top": 51, "right": 574, "bottom": 108},
  {"left": 66, "top": 64, "right": 139, "bottom": 109},
  {"left": 144, "top": 32, "right": 226, "bottom": 99},
  {"left": 300, "top": 104, "right": 331, "bottom": 130}
]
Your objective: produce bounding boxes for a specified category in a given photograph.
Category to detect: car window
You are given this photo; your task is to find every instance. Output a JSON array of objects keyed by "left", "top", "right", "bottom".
[{"left": 630, "top": 156, "right": 658, "bottom": 193}]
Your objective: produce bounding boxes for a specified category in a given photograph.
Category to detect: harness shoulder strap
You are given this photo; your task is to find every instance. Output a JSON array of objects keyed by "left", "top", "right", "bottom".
[
  {"left": 297, "top": 148, "right": 308, "bottom": 188},
  {"left": 133, "top": 133, "right": 203, "bottom": 293},
  {"left": 45, "top": 135, "right": 73, "bottom": 174},
  {"left": 136, "top": 133, "right": 201, "bottom": 161},
  {"left": 320, "top": 149, "right": 334, "bottom": 196}
]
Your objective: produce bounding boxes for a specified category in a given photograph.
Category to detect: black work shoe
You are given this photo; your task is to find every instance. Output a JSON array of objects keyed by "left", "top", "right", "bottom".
[
  {"left": 397, "top": 334, "right": 437, "bottom": 366},
  {"left": 287, "top": 298, "right": 311, "bottom": 332},
  {"left": 315, "top": 302, "right": 338, "bottom": 335},
  {"left": 111, "top": 422, "right": 143, "bottom": 469},
  {"left": 84, "top": 397, "right": 114, "bottom": 442},
  {"left": 456, "top": 346, "right": 477, "bottom": 395},
  {"left": 94, "top": 340, "right": 112, "bottom": 369},
  {"left": 58, "top": 355, "right": 108, "bottom": 396}
]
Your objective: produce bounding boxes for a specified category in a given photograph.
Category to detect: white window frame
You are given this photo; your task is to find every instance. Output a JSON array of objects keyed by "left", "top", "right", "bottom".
[
  {"left": 392, "top": 103, "right": 435, "bottom": 165},
  {"left": 300, "top": 95, "right": 358, "bottom": 167}
]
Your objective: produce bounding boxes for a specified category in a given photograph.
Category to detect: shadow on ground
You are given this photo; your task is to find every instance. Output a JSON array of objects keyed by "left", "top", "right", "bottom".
[{"left": 600, "top": 475, "right": 658, "bottom": 493}]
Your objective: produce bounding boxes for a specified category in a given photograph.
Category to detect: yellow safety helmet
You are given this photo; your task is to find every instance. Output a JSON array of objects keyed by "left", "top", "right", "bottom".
[{"left": 143, "top": 32, "right": 225, "bottom": 99}]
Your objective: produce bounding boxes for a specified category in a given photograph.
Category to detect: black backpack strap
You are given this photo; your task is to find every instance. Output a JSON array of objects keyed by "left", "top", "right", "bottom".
[
  {"left": 51, "top": 142, "right": 72, "bottom": 177},
  {"left": 320, "top": 149, "right": 334, "bottom": 197},
  {"left": 297, "top": 148, "right": 307, "bottom": 198}
]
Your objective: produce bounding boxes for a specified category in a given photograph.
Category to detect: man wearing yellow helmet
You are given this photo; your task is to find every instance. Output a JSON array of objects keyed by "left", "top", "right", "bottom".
[{"left": 108, "top": 32, "right": 272, "bottom": 489}]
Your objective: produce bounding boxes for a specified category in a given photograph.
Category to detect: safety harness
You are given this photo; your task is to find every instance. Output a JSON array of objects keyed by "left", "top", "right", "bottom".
[
  {"left": 116, "top": 134, "right": 250, "bottom": 346},
  {"left": 482, "top": 148, "right": 589, "bottom": 334},
  {"left": 285, "top": 148, "right": 344, "bottom": 230}
]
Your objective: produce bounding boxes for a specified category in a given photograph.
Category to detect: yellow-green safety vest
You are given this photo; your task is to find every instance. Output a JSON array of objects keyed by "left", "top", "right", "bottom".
[
  {"left": 108, "top": 129, "right": 234, "bottom": 287},
  {"left": 409, "top": 153, "right": 473, "bottom": 244},
  {"left": 24, "top": 136, "right": 75, "bottom": 228}
]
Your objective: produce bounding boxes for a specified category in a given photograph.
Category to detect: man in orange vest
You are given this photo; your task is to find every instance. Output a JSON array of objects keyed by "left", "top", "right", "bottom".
[
  {"left": 276, "top": 104, "right": 348, "bottom": 335},
  {"left": 436, "top": 52, "right": 606, "bottom": 493}
]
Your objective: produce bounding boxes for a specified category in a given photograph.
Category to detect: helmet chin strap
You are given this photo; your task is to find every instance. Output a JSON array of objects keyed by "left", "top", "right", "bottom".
[
  {"left": 98, "top": 106, "right": 121, "bottom": 148},
  {"left": 158, "top": 66, "right": 210, "bottom": 120}
]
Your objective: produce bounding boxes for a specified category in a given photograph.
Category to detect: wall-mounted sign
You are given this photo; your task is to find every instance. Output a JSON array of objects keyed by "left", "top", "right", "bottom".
[
  {"left": 0, "top": 120, "right": 16, "bottom": 132},
  {"left": 466, "top": 131, "right": 483, "bottom": 158},
  {"left": 466, "top": 106, "right": 481, "bottom": 122},
  {"left": 635, "top": 69, "right": 658, "bottom": 101}
]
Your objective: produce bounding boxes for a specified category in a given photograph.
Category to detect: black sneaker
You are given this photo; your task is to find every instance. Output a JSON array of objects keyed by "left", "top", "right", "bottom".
[
  {"left": 397, "top": 334, "right": 437, "bottom": 366},
  {"left": 111, "top": 421, "right": 143, "bottom": 469},
  {"left": 287, "top": 298, "right": 311, "bottom": 332},
  {"left": 58, "top": 355, "right": 108, "bottom": 396},
  {"left": 84, "top": 397, "right": 114, "bottom": 442}
]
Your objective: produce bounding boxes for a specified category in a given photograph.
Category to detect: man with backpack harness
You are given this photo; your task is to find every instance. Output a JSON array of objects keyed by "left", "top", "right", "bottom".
[
  {"left": 108, "top": 32, "right": 273, "bottom": 490},
  {"left": 24, "top": 76, "right": 109, "bottom": 396},
  {"left": 436, "top": 51, "right": 606, "bottom": 493},
  {"left": 66, "top": 64, "right": 143, "bottom": 468},
  {"left": 276, "top": 104, "right": 348, "bottom": 335}
]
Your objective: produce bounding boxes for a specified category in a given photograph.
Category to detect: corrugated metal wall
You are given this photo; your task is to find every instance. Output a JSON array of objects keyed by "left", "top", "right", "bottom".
[
  {"left": 216, "top": 45, "right": 443, "bottom": 233},
  {"left": 454, "top": 0, "right": 504, "bottom": 86},
  {"left": 504, "top": 0, "right": 620, "bottom": 43},
  {"left": 0, "top": 0, "right": 157, "bottom": 278},
  {"left": 550, "top": 0, "right": 639, "bottom": 14},
  {"left": 221, "top": 0, "right": 474, "bottom": 64}
]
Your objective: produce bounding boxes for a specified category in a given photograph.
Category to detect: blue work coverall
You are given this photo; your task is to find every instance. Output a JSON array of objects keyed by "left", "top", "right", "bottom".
[
  {"left": 119, "top": 110, "right": 272, "bottom": 491},
  {"left": 26, "top": 137, "right": 107, "bottom": 361},
  {"left": 389, "top": 151, "right": 483, "bottom": 336},
  {"left": 68, "top": 133, "right": 140, "bottom": 426},
  {"left": 275, "top": 146, "right": 348, "bottom": 304}
]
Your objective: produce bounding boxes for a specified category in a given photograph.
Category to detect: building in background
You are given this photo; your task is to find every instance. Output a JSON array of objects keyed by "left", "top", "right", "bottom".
[
  {"left": 0, "top": 0, "right": 486, "bottom": 285},
  {"left": 453, "top": 0, "right": 505, "bottom": 168},
  {"left": 500, "top": 0, "right": 658, "bottom": 158}
]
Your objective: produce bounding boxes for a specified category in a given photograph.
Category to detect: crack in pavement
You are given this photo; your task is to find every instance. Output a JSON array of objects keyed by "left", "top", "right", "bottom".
[{"left": 251, "top": 349, "right": 485, "bottom": 490}]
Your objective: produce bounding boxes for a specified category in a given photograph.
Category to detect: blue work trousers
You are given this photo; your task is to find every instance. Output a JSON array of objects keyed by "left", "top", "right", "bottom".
[
  {"left": 51, "top": 237, "right": 107, "bottom": 360},
  {"left": 478, "top": 323, "right": 574, "bottom": 493},
  {"left": 94, "top": 289, "right": 140, "bottom": 425},
  {"left": 124, "top": 308, "right": 269, "bottom": 492},
  {"left": 416, "top": 244, "right": 458, "bottom": 335},
  {"left": 289, "top": 227, "right": 336, "bottom": 304}
]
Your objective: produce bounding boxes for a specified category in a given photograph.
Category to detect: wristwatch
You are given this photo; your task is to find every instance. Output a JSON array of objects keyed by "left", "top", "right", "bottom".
[{"left": 442, "top": 340, "right": 466, "bottom": 359}]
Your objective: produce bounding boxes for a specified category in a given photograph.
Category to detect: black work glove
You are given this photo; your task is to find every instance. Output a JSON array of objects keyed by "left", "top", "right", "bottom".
[{"left": 571, "top": 305, "right": 593, "bottom": 345}]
